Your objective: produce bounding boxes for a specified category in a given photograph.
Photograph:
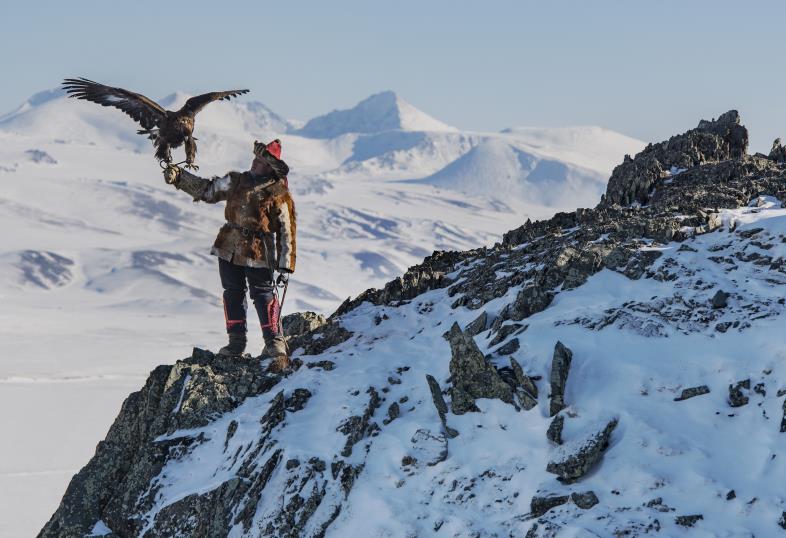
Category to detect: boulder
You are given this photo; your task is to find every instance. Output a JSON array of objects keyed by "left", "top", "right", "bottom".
[
  {"left": 547, "top": 415, "right": 564, "bottom": 445},
  {"left": 546, "top": 419, "right": 618, "bottom": 483},
  {"left": 549, "top": 342, "right": 573, "bottom": 416},
  {"left": 674, "top": 385, "right": 710, "bottom": 401},
  {"left": 675, "top": 514, "right": 703, "bottom": 527},
  {"left": 728, "top": 379, "right": 750, "bottom": 407},
  {"left": 711, "top": 290, "right": 729, "bottom": 309},
  {"left": 510, "top": 358, "right": 538, "bottom": 410},
  {"left": 530, "top": 492, "right": 570, "bottom": 517},
  {"left": 571, "top": 491, "right": 599, "bottom": 509},
  {"left": 287, "top": 320, "right": 353, "bottom": 356},
  {"left": 282, "top": 311, "right": 326, "bottom": 338},
  {"left": 444, "top": 322, "right": 513, "bottom": 414},
  {"left": 425, "top": 374, "right": 459, "bottom": 438}
]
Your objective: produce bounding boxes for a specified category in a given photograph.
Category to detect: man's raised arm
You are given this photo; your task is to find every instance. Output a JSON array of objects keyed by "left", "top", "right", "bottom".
[{"left": 163, "top": 166, "right": 238, "bottom": 203}]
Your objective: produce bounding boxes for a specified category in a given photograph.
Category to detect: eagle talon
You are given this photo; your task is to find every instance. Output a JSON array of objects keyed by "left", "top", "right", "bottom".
[{"left": 184, "top": 162, "right": 199, "bottom": 171}]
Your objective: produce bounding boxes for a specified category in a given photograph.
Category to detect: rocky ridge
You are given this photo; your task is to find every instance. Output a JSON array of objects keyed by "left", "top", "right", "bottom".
[{"left": 40, "top": 111, "right": 786, "bottom": 537}]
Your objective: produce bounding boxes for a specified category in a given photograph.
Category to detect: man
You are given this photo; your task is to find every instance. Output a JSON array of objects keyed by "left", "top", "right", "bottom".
[{"left": 163, "top": 139, "right": 296, "bottom": 372}]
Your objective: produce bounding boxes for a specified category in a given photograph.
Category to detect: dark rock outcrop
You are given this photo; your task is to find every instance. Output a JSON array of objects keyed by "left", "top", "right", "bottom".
[
  {"left": 604, "top": 110, "right": 748, "bottom": 206},
  {"left": 510, "top": 358, "right": 538, "bottom": 410},
  {"left": 333, "top": 250, "right": 460, "bottom": 316},
  {"left": 338, "top": 387, "right": 381, "bottom": 457},
  {"left": 674, "top": 385, "right": 710, "bottom": 401},
  {"left": 40, "top": 363, "right": 174, "bottom": 538},
  {"left": 769, "top": 138, "right": 786, "bottom": 162},
  {"left": 39, "top": 348, "right": 292, "bottom": 538},
  {"left": 282, "top": 311, "right": 326, "bottom": 338},
  {"left": 571, "top": 491, "right": 599, "bottom": 509},
  {"left": 495, "top": 337, "right": 520, "bottom": 355},
  {"left": 287, "top": 318, "right": 352, "bottom": 356},
  {"left": 546, "top": 419, "right": 618, "bottom": 483},
  {"left": 464, "top": 311, "right": 489, "bottom": 336},
  {"left": 675, "top": 514, "right": 704, "bottom": 527},
  {"left": 711, "top": 290, "right": 729, "bottom": 309},
  {"left": 444, "top": 322, "right": 513, "bottom": 414},
  {"left": 503, "top": 285, "right": 555, "bottom": 322},
  {"left": 547, "top": 415, "right": 564, "bottom": 445},
  {"left": 530, "top": 492, "right": 570, "bottom": 517},
  {"left": 488, "top": 322, "right": 525, "bottom": 346},
  {"left": 728, "top": 379, "right": 750, "bottom": 407},
  {"left": 425, "top": 374, "right": 459, "bottom": 438},
  {"left": 549, "top": 342, "right": 573, "bottom": 416}
]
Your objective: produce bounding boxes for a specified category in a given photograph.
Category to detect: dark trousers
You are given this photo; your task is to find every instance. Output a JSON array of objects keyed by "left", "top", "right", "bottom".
[{"left": 218, "top": 258, "right": 280, "bottom": 340}]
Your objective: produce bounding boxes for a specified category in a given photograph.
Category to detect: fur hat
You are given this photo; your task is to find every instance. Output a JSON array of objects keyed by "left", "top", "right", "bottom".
[{"left": 254, "top": 139, "right": 282, "bottom": 159}]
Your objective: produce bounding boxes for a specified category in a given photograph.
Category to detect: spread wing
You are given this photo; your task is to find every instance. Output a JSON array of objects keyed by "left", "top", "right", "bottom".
[
  {"left": 62, "top": 78, "right": 167, "bottom": 130},
  {"left": 180, "top": 89, "right": 250, "bottom": 116}
]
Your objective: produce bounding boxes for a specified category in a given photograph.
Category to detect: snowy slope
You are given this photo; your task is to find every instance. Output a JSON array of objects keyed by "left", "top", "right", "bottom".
[
  {"left": 500, "top": 125, "right": 645, "bottom": 174},
  {"left": 0, "top": 88, "right": 643, "bottom": 537},
  {"left": 39, "top": 170, "right": 786, "bottom": 536}
]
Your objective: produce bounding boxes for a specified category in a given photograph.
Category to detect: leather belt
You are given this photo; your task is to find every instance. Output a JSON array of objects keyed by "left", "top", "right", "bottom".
[{"left": 225, "top": 222, "right": 267, "bottom": 239}]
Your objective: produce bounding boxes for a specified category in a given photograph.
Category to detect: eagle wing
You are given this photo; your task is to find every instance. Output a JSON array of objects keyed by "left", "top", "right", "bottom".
[
  {"left": 181, "top": 89, "right": 250, "bottom": 116},
  {"left": 62, "top": 78, "right": 167, "bottom": 130}
]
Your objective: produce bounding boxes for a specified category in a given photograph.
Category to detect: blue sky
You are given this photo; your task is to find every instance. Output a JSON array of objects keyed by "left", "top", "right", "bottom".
[{"left": 2, "top": 0, "right": 784, "bottom": 151}]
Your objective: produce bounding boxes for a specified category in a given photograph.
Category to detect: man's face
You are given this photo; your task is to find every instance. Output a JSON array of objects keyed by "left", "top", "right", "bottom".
[{"left": 251, "top": 154, "right": 273, "bottom": 176}]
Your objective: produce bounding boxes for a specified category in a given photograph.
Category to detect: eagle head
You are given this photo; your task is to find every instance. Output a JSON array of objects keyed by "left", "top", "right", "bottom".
[{"left": 177, "top": 116, "right": 194, "bottom": 135}]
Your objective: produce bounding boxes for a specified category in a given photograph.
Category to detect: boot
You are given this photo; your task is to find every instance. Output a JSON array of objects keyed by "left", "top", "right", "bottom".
[
  {"left": 218, "top": 333, "right": 247, "bottom": 357},
  {"left": 267, "top": 354, "right": 291, "bottom": 374},
  {"left": 260, "top": 335, "right": 290, "bottom": 372}
]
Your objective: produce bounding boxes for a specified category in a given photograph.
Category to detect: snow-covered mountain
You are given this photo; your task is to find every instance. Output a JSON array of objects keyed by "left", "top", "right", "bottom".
[
  {"left": 39, "top": 111, "right": 786, "bottom": 537},
  {"left": 0, "top": 87, "right": 644, "bottom": 537},
  {"left": 423, "top": 138, "right": 606, "bottom": 208},
  {"left": 296, "top": 90, "right": 457, "bottom": 138}
]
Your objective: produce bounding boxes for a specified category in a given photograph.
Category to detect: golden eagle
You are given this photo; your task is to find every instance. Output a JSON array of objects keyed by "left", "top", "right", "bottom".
[{"left": 62, "top": 78, "right": 249, "bottom": 169}]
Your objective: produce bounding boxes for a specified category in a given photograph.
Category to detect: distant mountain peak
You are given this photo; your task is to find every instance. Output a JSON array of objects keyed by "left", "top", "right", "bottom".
[
  {"left": 27, "top": 88, "right": 66, "bottom": 107},
  {"left": 0, "top": 87, "right": 66, "bottom": 122},
  {"left": 158, "top": 91, "right": 193, "bottom": 110},
  {"left": 296, "top": 91, "right": 456, "bottom": 138}
]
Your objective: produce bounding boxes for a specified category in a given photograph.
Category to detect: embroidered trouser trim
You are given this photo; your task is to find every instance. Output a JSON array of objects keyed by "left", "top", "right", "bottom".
[{"left": 218, "top": 258, "right": 279, "bottom": 339}]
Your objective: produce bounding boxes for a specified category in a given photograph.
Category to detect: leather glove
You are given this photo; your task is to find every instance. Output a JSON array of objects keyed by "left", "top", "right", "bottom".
[
  {"left": 276, "top": 272, "right": 290, "bottom": 286},
  {"left": 163, "top": 165, "right": 181, "bottom": 185}
]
